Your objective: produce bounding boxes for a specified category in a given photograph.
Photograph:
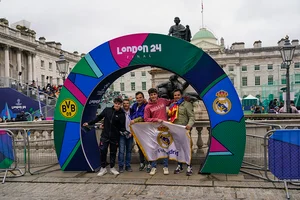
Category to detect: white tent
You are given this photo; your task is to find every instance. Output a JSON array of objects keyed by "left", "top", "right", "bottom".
[{"left": 243, "top": 94, "right": 258, "bottom": 100}]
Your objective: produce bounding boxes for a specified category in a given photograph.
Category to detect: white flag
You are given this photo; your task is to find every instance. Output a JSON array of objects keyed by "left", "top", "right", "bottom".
[{"left": 130, "top": 121, "right": 192, "bottom": 165}]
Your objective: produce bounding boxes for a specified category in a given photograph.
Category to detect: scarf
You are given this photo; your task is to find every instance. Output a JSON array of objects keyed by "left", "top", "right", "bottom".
[{"left": 168, "top": 98, "right": 184, "bottom": 123}]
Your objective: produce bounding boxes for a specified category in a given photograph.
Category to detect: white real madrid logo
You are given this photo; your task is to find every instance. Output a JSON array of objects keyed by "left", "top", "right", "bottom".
[
  {"left": 213, "top": 90, "right": 232, "bottom": 115},
  {"left": 157, "top": 125, "right": 173, "bottom": 149}
]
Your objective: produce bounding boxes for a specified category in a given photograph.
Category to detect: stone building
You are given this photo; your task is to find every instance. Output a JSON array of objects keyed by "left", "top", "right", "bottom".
[
  {"left": 0, "top": 19, "right": 81, "bottom": 87},
  {"left": 150, "top": 27, "right": 300, "bottom": 103}
]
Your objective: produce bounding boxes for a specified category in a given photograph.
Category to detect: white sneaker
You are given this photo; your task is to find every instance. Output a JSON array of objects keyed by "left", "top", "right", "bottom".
[
  {"left": 149, "top": 167, "right": 157, "bottom": 175},
  {"left": 163, "top": 167, "right": 169, "bottom": 175},
  {"left": 97, "top": 167, "right": 107, "bottom": 176},
  {"left": 110, "top": 167, "right": 120, "bottom": 175}
]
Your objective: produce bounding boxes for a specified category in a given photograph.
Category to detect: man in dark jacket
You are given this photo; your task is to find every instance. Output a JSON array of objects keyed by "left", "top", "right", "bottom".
[
  {"left": 129, "top": 91, "right": 149, "bottom": 171},
  {"left": 83, "top": 97, "right": 126, "bottom": 176}
]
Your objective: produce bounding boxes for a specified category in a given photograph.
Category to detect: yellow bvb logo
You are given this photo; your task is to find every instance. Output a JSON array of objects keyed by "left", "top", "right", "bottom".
[
  {"left": 157, "top": 125, "right": 173, "bottom": 149},
  {"left": 60, "top": 99, "right": 77, "bottom": 118},
  {"left": 213, "top": 90, "right": 232, "bottom": 115}
]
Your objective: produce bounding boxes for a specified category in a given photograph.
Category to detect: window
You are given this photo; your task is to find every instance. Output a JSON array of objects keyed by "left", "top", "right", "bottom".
[
  {"left": 281, "top": 63, "right": 286, "bottom": 69},
  {"left": 49, "top": 62, "right": 53, "bottom": 71},
  {"left": 130, "top": 72, "right": 135, "bottom": 77},
  {"left": 110, "top": 84, "right": 114, "bottom": 91},
  {"left": 268, "top": 75, "right": 273, "bottom": 85},
  {"left": 242, "top": 77, "right": 247, "bottom": 86},
  {"left": 242, "top": 66, "right": 247, "bottom": 71},
  {"left": 229, "top": 66, "right": 234, "bottom": 71},
  {"left": 230, "top": 77, "right": 234, "bottom": 85},
  {"left": 131, "top": 82, "right": 135, "bottom": 91},
  {"left": 41, "top": 60, "right": 45, "bottom": 68},
  {"left": 295, "top": 62, "right": 300, "bottom": 68},
  {"left": 57, "top": 78, "right": 60, "bottom": 85},
  {"left": 267, "top": 64, "right": 273, "bottom": 70},
  {"left": 254, "top": 65, "right": 260, "bottom": 70},
  {"left": 142, "top": 82, "right": 146, "bottom": 90},
  {"left": 255, "top": 76, "right": 260, "bottom": 85},
  {"left": 120, "top": 83, "right": 124, "bottom": 91},
  {"left": 69, "top": 68, "right": 72, "bottom": 73},
  {"left": 281, "top": 74, "right": 286, "bottom": 84},
  {"left": 295, "top": 74, "right": 300, "bottom": 84},
  {"left": 141, "top": 71, "right": 146, "bottom": 76}
]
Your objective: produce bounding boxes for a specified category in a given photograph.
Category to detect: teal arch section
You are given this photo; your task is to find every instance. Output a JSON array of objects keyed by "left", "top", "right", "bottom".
[{"left": 54, "top": 33, "right": 246, "bottom": 174}]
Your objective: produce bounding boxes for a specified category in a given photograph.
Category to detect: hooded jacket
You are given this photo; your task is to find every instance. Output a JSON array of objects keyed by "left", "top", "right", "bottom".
[{"left": 88, "top": 106, "right": 126, "bottom": 142}]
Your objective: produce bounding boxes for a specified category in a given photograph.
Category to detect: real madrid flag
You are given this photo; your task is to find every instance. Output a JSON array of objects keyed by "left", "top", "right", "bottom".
[{"left": 130, "top": 121, "right": 192, "bottom": 165}]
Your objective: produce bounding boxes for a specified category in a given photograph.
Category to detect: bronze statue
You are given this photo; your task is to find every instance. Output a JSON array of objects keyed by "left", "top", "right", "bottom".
[
  {"left": 168, "top": 17, "right": 191, "bottom": 42},
  {"left": 157, "top": 75, "right": 200, "bottom": 101}
]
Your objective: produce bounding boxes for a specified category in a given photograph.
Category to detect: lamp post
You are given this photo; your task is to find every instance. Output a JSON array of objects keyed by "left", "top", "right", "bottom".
[
  {"left": 280, "top": 36, "right": 296, "bottom": 113},
  {"left": 55, "top": 52, "right": 69, "bottom": 83}
]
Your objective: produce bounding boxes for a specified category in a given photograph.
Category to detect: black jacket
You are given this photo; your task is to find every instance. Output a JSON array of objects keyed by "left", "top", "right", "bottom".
[{"left": 88, "top": 106, "right": 126, "bottom": 142}]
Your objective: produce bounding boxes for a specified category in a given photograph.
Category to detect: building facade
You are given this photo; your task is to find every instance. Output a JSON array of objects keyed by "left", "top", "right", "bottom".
[
  {"left": 112, "top": 66, "right": 152, "bottom": 99},
  {"left": 0, "top": 19, "right": 81, "bottom": 87},
  {"left": 151, "top": 27, "right": 300, "bottom": 103}
]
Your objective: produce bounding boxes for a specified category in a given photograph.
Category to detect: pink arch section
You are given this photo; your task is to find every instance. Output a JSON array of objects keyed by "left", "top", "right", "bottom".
[
  {"left": 210, "top": 137, "right": 230, "bottom": 153},
  {"left": 109, "top": 33, "right": 148, "bottom": 68}
]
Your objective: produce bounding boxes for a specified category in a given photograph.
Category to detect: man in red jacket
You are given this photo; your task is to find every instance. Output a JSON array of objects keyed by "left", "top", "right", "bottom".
[{"left": 144, "top": 88, "right": 171, "bottom": 175}]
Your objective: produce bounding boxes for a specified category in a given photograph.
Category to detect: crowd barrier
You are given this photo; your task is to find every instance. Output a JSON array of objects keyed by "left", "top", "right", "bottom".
[
  {"left": 241, "top": 121, "right": 300, "bottom": 199},
  {"left": 0, "top": 128, "right": 26, "bottom": 183}
]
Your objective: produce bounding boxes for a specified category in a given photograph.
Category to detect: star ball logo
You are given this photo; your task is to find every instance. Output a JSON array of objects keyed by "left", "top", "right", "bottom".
[
  {"left": 157, "top": 125, "right": 173, "bottom": 149},
  {"left": 213, "top": 90, "right": 232, "bottom": 115}
]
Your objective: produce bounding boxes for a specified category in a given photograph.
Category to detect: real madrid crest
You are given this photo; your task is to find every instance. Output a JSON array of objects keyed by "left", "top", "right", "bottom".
[
  {"left": 213, "top": 90, "right": 232, "bottom": 115},
  {"left": 157, "top": 125, "right": 173, "bottom": 149}
]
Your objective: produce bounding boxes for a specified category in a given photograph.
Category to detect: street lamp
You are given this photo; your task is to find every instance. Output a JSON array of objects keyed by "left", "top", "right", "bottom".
[
  {"left": 280, "top": 36, "right": 296, "bottom": 113},
  {"left": 56, "top": 52, "right": 69, "bottom": 83}
]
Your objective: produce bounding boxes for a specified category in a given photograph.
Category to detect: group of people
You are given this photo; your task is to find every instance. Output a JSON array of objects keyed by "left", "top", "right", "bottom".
[
  {"left": 83, "top": 87, "right": 195, "bottom": 177},
  {"left": 268, "top": 99, "right": 299, "bottom": 113}
]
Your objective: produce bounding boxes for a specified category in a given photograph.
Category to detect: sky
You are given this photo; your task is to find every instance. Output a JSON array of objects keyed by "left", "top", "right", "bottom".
[{"left": 0, "top": 0, "right": 299, "bottom": 54}]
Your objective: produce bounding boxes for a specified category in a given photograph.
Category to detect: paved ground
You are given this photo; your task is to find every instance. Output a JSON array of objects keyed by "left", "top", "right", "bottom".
[{"left": 1, "top": 164, "right": 300, "bottom": 200}]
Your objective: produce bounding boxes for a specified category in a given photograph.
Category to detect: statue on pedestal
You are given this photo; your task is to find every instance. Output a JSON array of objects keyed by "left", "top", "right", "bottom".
[{"left": 168, "top": 17, "right": 191, "bottom": 42}]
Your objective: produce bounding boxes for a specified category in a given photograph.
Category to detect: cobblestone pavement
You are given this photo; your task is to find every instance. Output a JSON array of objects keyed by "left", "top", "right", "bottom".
[{"left": 1, "top": 182, "right": 300, "bottom": 200}]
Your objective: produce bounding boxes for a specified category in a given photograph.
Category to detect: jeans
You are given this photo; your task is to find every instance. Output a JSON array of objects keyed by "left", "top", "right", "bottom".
[
  {"left": 137, "top": 144, "right": 148, "bottom": 164},
  {"left": 151, "top": 158, "right": 168, "bottom": 168},
  {"left": 99, "top": 139, "right": 118, "bottom": 168},
  {"left": 118, "top": 135, "right": 133, "bottom": 168}
]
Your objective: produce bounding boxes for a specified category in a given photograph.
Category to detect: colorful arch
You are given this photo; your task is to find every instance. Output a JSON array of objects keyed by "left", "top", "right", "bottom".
[{"left": 54, "top": 33, "right": 246, "bottom": 174}]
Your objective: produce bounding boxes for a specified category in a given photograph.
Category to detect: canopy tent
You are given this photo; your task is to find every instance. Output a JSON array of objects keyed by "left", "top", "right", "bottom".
[{"left": 242, "top": 95, "right": 260, "bottom": 111}]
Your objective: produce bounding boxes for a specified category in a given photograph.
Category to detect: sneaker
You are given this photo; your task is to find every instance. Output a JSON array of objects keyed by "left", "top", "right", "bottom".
[
  {"left": 146, "top": 164, "right": 152, "bottom": 173},
  {"left": 149, "top": 167, "right": 157, "bottom": 175},
  {"left": 139, "top": 163, "right": 146, "bottom": 171},
  {"left": 125, "top": 166, "right": 133, "bottom": 172},
  {"left": 174, "top": 165, "right": 183, "bottom": 174},
  {"left": 163, "top": 167, "right": 169, "bottom": 175},
  {"left": 186, "top": 166, "right": 193, "bottom": 176},
  {"left": 110, "top": 167, "right": 120, "bottom": 175},
  {"left": 97, "top": 167, "right": 107, "bottom": 176},
  {"left": 119, "top": 167, "right": 124, "bottom": 173}
]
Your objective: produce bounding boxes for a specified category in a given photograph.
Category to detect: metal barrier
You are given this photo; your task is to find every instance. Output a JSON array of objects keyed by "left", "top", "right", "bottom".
[
  {"left": 0, "top": 128, "right": 26, "bottom": 183},
  {"left": 26, "top": 127, "right": 58, "bottom": 175}
]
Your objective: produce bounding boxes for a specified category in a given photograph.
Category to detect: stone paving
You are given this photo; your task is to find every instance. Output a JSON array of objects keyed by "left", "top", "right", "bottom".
[{"left": 1, "top": 164, "right": 300, "bottom": 200}]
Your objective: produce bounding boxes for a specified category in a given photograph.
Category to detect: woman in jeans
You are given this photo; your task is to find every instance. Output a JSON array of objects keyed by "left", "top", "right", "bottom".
[{"left": 168, "top": 89, "right": 195, "bottom": 176}]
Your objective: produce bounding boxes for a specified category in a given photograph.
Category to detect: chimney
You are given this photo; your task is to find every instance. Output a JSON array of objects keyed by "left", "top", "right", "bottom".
[
  {"left": 56, "top": 42, "right": 62, "bottom": 49},
  {"left": 292, "top": 39, "right": 299, "bottom": 46},
  {"left": 231, "top": 42, "right": 245, "bottom": 50},
  {"left": 253, "top": 40, "right": 262, "bottom": 48},
  {"left": 39, "top": 37, "right": 46, "bottom": 43},
  {"left": 220, "top": 37, "right": 225, "bottom": 47},
  {"left": 277, "top": 38, "right": 285, "bottom": 46},
  {"left": 73, "top": 51, "right": 79, "bottom": 55},
  {"left": 81, "top": 53, "right": 86, "bottom": 58},
  {"left": 46, "top": 41, "right": 56, "bottom": 48}
]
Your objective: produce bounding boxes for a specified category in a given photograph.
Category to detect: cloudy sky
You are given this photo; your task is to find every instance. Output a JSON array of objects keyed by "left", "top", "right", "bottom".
[{"left": 0, "top": 0, "right": 299, "bottom": 54}]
